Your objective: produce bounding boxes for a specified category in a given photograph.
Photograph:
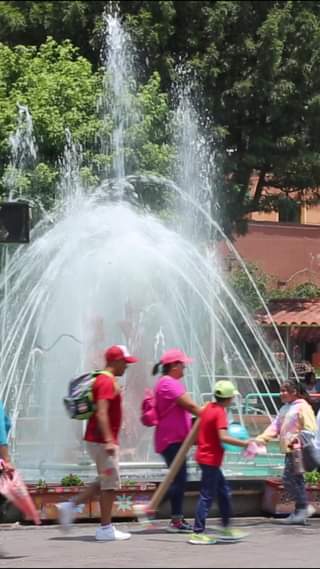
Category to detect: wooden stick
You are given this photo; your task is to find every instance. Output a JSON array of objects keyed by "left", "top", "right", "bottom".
[{"left": 147, "top": 418, "right": 200, "bottom": 513}]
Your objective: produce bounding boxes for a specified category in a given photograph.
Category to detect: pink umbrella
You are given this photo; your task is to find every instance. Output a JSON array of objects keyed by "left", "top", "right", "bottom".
[{"left": 0, "top": 461, "right": 40, "bottom": 525}]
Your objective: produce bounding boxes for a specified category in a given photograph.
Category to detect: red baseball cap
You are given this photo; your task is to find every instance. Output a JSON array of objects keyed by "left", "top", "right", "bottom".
[
  {"left": 105, "top": 345, "right": 138, "bottom": 364},
  {"left": 160, "top": 349, "right": 193, "bottom": 366}
]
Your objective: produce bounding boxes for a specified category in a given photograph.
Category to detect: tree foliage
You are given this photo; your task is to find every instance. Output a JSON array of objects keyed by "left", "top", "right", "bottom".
[
  {"left": 229, "top": 263, "right": 320, "bottom": 313},
  {"left": 1, "top": 1, "right": 320, "bottom": 233},
  {"left": 228, "top": 262, "right": 269, "bottom": 312},
  {"left": 0, "top": 37, "right": 171, "bottom": 208},
  {"left": 0, "top": 37, "right": 101, "bottom": 206}
]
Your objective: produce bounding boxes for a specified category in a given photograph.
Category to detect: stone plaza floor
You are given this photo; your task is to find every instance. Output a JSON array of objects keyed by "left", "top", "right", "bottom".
[{"left": 1, "top": 518, "right": 319, "bottom": 568}]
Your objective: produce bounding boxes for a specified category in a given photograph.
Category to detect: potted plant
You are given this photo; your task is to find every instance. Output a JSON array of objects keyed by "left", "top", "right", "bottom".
[
  {"left": 28, "top": 474, "right": 90, "bottom": 521},
  {"left": 90, "top": 479, "right": 157, "bottom": 519},
  {"left": 26, "top": 475, "right": 157, "bottom": 522},
  {"left": 262, "top": 472, "right": 320, "bottom": 515}
]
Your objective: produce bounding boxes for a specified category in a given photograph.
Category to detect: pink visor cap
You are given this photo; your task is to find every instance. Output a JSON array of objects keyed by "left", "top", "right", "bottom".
[
  {"left": 105, "top": 345, "right": 138, "bottom": 364},
  {"left": 160, "top": 349, "right": 193, "bottom": 366}
]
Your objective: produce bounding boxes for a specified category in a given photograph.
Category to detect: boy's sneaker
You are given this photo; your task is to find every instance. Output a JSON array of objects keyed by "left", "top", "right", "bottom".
[
  {"left": 188, "top": 533, "right": 217, "bottom": 545},
  {"left": 216, "top": 527, "right": 248, "bottom": 541},
  {"left": 167, "top": 519, "right": 193, "bottom": 533},
  {"left": 57, "top": 501, "right": 77, "bottom": 532},
  {"left": 307, "top": 504, "right": 316, "bottom": 518},
  {"left": 96, "top": 525, "right": 131, "bottom": 541}
]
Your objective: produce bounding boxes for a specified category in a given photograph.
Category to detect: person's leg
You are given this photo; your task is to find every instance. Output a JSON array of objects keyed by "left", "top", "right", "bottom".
[
  {"left": 72, "top": 481, "right": 100, "bottom": 506},
  {"left": 214, "top": 470, "right": 247, "bottom": 539},
  {"left": 216, "top": 469, "right": 232, "bottom": 528},
  {"left": 99, "top": 490, "right": 115, "bottom": 525},
  {"left": 282, "top": 454, "right": 308, "bottom": 523},
  {"left": 283, "top": 453, "right": 296, "bottom": 504},
  {"left": 294, "top": 473, "right": 308, "bottom": 512},
  {"left": 162, "top": 443, "right": 187, "bottom": 518},
  {"left": 194, "top": 465, "right": 218, "bottom": 533},
  {"left": 95, "top": 445, "right": 131, "bottom": 541},
  {"left": 161, "top": 443, "right": 192, "bottom": 532},
  {"left": 57, "top": 442, "right": 100, "bottom": 531},
  {"left": 283, "top": 454, "right": 307, "bottom": 510}
]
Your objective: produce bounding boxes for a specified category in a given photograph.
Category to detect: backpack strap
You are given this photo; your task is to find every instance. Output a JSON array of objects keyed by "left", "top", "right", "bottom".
[
  {"left": 93, "top": 369, "right": 120, "bottom": 395},
  {"left": 92, "top": 369, "right": 114, "bottom": 378}
]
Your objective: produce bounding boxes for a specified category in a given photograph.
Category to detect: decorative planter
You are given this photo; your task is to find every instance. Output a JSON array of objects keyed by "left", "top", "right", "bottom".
[
  {"left": 262, "top": 478, "right": 320, "bottom": 515},
  {"left": 24, "top": 482, "right": 157, "bottom": 523},
  {"left": 28, "top": 484, "right": 90, "bottom": 522}
]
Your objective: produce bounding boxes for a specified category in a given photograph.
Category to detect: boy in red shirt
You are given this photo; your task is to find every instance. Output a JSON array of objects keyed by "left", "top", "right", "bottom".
[
  {"left": 189, "top": 380, "right": 249, "bottom": 544},
  {"left": 58, "top": 345, "right": 138, "bottom": 541}
]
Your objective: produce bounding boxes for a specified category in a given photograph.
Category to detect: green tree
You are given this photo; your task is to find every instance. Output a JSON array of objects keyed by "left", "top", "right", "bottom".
[
  {"left": 2, "top": 1, "right": 320, "bottom": 234},
  {"left": 229, "top": 266, "right": 320, "bottom": 309},
  {"left": 0, "top": 38, "right": 101, "bottom": 206},
  {"left": 177, "top": 1, "right": 320, "bottom": 235},
  {"left": 270, "top": 282, "right": 320, "bottom": 300},
  {"left": 121, "top": 1, "right": 320, "bottom": 235},
  {"left": 0, "top": 1, "right": 105, "bottom": 63},
  {"left": 228, "top": 262, "right": 269, "bottom": 312},
  {"left": 0, "top": 38, "right": 172, "bottom": 209}
]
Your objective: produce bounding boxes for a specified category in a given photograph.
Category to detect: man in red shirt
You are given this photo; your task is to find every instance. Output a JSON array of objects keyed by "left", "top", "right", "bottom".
[
  {"left": 58, "top": 345, "right": 138, "bottom": 541},
  {"left": 189, "top": 380, "right": 250, "bottom": 545}
]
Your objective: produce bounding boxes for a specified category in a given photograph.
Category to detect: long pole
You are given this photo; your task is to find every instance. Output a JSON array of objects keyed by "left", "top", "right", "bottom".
[{"left": 147, "top": 418, "right": 200, "bottom": 514}]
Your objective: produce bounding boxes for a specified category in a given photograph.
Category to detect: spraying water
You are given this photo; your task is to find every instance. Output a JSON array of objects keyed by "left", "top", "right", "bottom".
[
  {"left": 0, "top": 13, "right": 290, "bottom": 481},
  {"left": 98, "top": 10, "right": 139, "bottom": 190},
  {"left": 2, "top": 104, "right": 37, "bottom": 200}
]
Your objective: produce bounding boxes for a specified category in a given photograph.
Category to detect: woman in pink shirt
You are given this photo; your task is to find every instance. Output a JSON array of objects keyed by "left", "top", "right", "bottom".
[{"left": 153, "top": 349, "right": 201, "bottom": 533}]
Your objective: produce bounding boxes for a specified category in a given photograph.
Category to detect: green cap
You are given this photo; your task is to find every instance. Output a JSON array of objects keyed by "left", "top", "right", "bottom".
[{"left": 214, "top": 380, "right": 239, "bottom": 399}]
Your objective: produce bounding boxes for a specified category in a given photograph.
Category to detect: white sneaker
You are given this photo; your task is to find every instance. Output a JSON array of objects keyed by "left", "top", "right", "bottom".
[
  {"left": 307, "top": 504, "right": 316, "bottom": 518},
  {"left": 57, "top": 501, "right": 77, "bottom": 531},
  {"left": 95, "top": 525, "right": 131, "bottom": 541},
  {"left": 281, "top": 510, "right": 308, "bottom": 525}
]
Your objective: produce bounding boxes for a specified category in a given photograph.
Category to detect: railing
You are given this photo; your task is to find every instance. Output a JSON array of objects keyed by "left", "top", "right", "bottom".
[
  {"left": 198, "top": 391, "right": 280, "bottom": 416},
  {"left": 243, "top": 392, "right": 280, "bottom": 415}
]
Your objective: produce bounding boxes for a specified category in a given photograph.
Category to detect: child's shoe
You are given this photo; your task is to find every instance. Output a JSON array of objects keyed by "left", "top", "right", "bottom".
[
  {"left": 216, "top": 527, "right": 248, "bottom": 541},
  {"left": 188, "top": 533, "right": 217, "bottom": 545},
  {"left": 166, "top": 518, "right": 193, "bottom": 533}
]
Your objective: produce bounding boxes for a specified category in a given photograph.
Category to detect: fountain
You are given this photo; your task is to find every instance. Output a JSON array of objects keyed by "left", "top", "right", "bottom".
[
  {"left": 2, "top": 103, "right": 37, "bottom": 201},
  {"left": 0, "top": 13, "right": 291, "bottom": 484}
]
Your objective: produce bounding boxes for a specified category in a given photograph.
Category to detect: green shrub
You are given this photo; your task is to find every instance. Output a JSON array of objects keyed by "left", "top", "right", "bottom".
[
  {"left": 60, "top": 473, "right": 84, "bottom": 487},
  {"left": 304, "top": 470, "right": 320, "bottom": 485},
  {"left": 36, "top": 478, "right": 48, "bottom": 489}
]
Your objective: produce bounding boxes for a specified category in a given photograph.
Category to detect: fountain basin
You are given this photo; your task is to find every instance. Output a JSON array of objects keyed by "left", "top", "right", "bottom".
[{"left": 0, "top": 478, "right": 268, "bottom": 523}]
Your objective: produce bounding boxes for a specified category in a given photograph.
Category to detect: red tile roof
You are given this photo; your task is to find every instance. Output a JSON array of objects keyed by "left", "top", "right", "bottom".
[{"left": 256, "top": 299, "right": 320, "bottom": 327}]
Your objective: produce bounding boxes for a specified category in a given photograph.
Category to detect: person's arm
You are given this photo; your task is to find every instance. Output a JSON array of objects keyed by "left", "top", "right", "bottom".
[
  {"left": 218, "top": 429, "right": 249, "bottom": 448},
  {"left": 299, "top": 403, "right": 317, "bottom": 433},
  {"left": 0, "top": 403, "right": 7, "bottom": 447},
  {"left": 0, "top": 444, "right": 10, "bottom": 462},
  {"left": 0, "top": 404, "right": 10, "bottom": 460},
  {"left": 255, "top": 414, "right": 281, "bottom": 444},
  {"left": 96, "top": 399, "right": 116, "bottom": 455},
  {"left": 0, "top": 445, "right": 14, "bottom": 477},
  {"left": 176, "top": 393, "right": 201, "bottom": 416}
]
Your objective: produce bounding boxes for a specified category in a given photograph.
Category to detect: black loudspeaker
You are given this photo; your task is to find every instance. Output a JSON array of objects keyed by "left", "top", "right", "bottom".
[{"left": 0, "top": 202, "right": 30, "bottom": 243}]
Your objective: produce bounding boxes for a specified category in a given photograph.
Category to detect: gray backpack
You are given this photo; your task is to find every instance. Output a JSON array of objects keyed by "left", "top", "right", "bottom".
[
  {"left": 299, "top": 430, "right": 320, "bottom": 471},
  {"left": 63, "top": 370, "right": 113, "bottom": 420}
]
